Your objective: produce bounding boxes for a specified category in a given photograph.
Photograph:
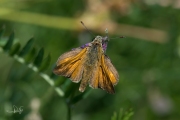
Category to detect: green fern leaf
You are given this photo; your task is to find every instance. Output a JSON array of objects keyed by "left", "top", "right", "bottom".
[
  {"left": 3, "top": 31, "right": 14, "bottom": 51},
  {"left": 33, "top": 48, "right": 44, "bottom": 67},
  {"left": 9, "top": 42, "right": 21, "bottom": 56},
  {"left": 18, "top": 37, "right": 34, "bottom": 57},
  {"left": 39, "top": 53, "right": 51, "bottom": 72}
]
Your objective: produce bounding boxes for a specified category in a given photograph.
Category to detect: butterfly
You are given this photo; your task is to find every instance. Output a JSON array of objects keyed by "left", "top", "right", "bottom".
[{"left": 53, "top": 26, "right": 119, "bottom": 94}]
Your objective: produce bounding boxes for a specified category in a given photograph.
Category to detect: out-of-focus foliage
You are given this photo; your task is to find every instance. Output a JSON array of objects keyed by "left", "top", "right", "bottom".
[
  {"left": 0, "top": 0, "right": 180, "bottom": 120},
  {"left": 111, "top": 108, "right": 134, "bottom": 120}
]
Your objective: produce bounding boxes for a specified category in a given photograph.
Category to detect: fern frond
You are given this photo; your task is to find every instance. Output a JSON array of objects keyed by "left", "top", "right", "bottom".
[{"left": 0, "top": 26, "right": 64, "bottom": 97}]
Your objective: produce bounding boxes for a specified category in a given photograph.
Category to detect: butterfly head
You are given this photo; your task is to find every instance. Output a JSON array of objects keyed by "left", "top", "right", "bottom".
[
  {"left": 94, "top": 36, "right": 102, "bottom": 43},
  {"left": 93, "top": 35, "right": 109, "bottom": 52}
]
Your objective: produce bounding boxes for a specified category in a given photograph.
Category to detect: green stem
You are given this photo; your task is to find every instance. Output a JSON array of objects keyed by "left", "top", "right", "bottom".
[
  {"left": 67, "top": 104, "right": 71, "bottom": 120},
  {"left": 14, "top": 55, "right": 65, "bottom": 97}
]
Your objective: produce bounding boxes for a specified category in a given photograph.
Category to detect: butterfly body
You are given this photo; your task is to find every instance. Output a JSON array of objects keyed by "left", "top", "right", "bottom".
[{"left": 53, "top": 35, "right": 119, "bottom": 94}]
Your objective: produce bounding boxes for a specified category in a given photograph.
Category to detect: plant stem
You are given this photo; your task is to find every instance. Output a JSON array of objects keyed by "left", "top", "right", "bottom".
[{"left": 67, "top": 104, "right": 71, "bottom": 120}]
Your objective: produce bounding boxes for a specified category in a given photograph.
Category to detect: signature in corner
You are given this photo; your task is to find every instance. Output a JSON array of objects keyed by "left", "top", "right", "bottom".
[{"left": 6, "top": 105, "right": 23, "bottom": 114}]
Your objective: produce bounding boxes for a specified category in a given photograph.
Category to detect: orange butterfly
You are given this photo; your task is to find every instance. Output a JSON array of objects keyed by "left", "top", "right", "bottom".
[{"left": 53, "top": 25, "right": 119, "bottom": 94}]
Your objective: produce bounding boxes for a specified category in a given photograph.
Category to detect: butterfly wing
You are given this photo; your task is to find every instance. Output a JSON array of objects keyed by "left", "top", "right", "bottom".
[
  {"left": 53, "top": 47, "right": 87, "bottom": 83},
  {"left": 102, "top": 55, "right": 119, "bottom": 85},
  {"left": 100, "top": 55, "right": 119, "bottom": 93},
  {"left": 89, "top": 54, "right": 119, "bottom": 94}
]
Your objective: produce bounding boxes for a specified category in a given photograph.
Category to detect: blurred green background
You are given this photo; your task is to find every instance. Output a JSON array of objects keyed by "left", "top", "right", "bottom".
[{"left": 0, "top": 0, "right": 180, "bottom": 120}]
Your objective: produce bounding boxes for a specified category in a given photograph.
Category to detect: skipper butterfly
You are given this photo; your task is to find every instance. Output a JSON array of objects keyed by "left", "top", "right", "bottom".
[{"left": 53, "top": 22, "right": 119, "bottom": 94}]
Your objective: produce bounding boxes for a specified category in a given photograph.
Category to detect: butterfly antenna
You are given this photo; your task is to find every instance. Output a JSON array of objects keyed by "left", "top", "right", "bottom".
[
  {"left": 105, "top": 28, "right": 125, "bottom": 40},
  {"left": 81, "top": 21, "right": 95, "bottom": 37},
  {"left": 110, "top": 36, "right": 126, "bottom": 39}
]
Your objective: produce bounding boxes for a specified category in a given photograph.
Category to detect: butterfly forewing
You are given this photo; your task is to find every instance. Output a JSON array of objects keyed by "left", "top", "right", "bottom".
[
  {"left": 95, "top": 55, "right": 116, "bottom": 94},
  {"left": 53, "top": 47, "right": 87, "bottom": 82},
  {"left": 70, "top": 61, "right": 84, "bottom": 82},
  {"left": 102, "top": 55, "right": 119, "bottom": 85}
]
